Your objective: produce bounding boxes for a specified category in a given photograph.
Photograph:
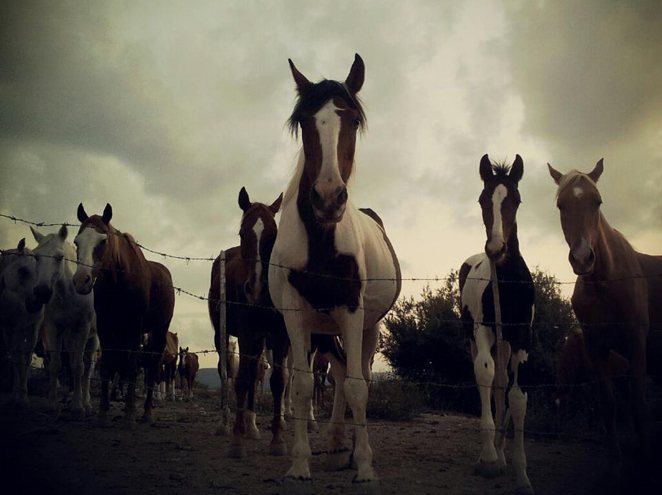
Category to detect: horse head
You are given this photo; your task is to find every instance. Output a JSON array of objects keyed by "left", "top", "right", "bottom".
[
  {"left": 478, "top": 154, "right": 524, "bottom": 264},
  {"left": 547, "top": 159, "right": 604, "bottom": 275},
  {"left": 1, "top": 238, "right": 43, "bottom": 314},
  {"left": 237, "top": 187, "right": 282, "bottom": 304},
  {"left": 287, "top": 54, "right": 366, "bottom": 226},
  {"left": 30, "top": 224, "right": 71, "bottom": 305},
  {"left": 73, "top": 203, "right": 113, "bottom": 294}
]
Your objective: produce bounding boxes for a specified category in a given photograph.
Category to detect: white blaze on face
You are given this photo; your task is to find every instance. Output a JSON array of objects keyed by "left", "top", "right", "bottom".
[
  {"left": 252, "top": 218, "right": 264, "bottom": 297},
  {"left": 73, "top": 227, "right": 107, "bottom": 283},
  {"left": 314, "top": 100, "right": 344, "bottom": 198},
  {"left": 487, "top": 184, "right": 508, "bottom": 254}
]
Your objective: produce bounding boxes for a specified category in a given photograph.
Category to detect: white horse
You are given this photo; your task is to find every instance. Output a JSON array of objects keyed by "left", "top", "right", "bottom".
[
  {"left": 0, "top": 238, "right": 44, "bottom": 406},
  {"left": 31, "top": 225, "right": 99, "bottom": 418},
  {"left": 269, "top": 54, "right": 401, "bottom": 484}
]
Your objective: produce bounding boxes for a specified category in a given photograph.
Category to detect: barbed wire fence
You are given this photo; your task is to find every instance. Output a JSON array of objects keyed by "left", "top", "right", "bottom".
[{"left": 0, "top": 211, "right": 657, "bottom": 442}]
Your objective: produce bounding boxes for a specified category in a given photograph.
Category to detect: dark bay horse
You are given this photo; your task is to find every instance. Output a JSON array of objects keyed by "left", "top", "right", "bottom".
[
  {"left": 73, "top": 203, "right": 175, "bottom": 426},
  {"left": 268, "top": 54, "right": 401, "bottom": 484},
  {"left": 208, "top": 187, "right": 290, "bottom": 456},
  {"left": 548, "top": 160, "right": 662, "bottom": 472},
  {"left": 459, "top": 154, "right": 535, "bottom": 494}
]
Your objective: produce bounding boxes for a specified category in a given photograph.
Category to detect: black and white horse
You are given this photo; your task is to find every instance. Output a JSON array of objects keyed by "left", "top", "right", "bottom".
[{"left": 459, "top": 154, "right": 535, "bottom": 494}]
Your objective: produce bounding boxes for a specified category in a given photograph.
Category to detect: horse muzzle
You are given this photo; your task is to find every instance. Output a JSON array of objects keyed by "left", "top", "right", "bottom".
[
  {"left": 310, "top": 184, "right": 347, "bottom": 225},
  {"left": 569, "top": 246, "right": 595, "bottom": 276},
  {"left": 484, "top": 240, "right": 506, "bottom": 264},
  {"left": 73, "top": 271, "right": 95, "bottom": 295}
]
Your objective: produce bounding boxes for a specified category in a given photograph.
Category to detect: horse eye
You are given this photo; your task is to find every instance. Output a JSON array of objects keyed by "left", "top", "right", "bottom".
[{"left": 353, "top": 118, "right": 361, "bottom": 127}]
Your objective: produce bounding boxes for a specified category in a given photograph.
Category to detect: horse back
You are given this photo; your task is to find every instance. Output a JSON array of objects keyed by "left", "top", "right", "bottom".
[
  {"left": 635, "top": 252, "right": 662, "bottom": 332},
  {"left": 145, "top": 261, "right": 174, "bottom": 330}
]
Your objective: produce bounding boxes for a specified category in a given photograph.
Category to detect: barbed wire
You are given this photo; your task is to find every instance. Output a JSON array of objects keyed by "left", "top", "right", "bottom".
[{"left": 4, "top": 211, "right": 662, "bottom": 287}]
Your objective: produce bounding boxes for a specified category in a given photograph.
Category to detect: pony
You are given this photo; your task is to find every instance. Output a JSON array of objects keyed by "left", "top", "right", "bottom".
[
  {"left": 30, "top": 224, "right": 99, "bottom": 418},
  {"left": 459, "top": 154, "right": 535, "bottom": 494},
  {"left": 73, "top": 203, "right": 175, "bottom": 426},
  {"left": 268, "top": 54, "right": 401, "bottom": 484},
  {"left": 0, "top": 238, "right": 44, "bottom": 406},
  {"left": 548, "top": 160, "right": 662, "bottom": 472},
  {"left": 157, "top": 331, "right": 178, "bottom": 401},
  {"left": 177, "top": 346, "right": 199, "bottom": 399},
  {"left": 208, "top": 186, "right": 291, "bottom": 457}
]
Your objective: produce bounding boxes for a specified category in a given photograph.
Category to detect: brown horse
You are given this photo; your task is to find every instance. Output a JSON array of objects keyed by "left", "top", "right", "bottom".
[
  {"left": 73, "top": 203, "right": 175, "bottom": 426},
  {"left": 208, "top": 187, "right": 290, "bottom": 457},
  {"left": 178, "top": 346, "right": 199, "bottom": 399},
  {"left": 548, "top": 160, "right": 662, "bottom": 472}
]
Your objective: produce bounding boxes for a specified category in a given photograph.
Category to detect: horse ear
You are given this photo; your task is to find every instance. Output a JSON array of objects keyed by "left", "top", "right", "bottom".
[
  {"left": 269, "top": 193, "right": 283, "bottom": 214},
  {"left": 77, "top": 203, "right": 89, "bottom": 223},
  {"left": 479, "top": 154, "right": 493, "bottom": 182},
  {"left": 588, "top": 158, "right": 604, "bottom": 183},
  {"left": 238, "top": 187, "right": 251, "bottom": 212},
  {"left": 509, "top": 154, "right": 524, "bottom": 183},
  {"left": 30, "top": 226, "right": 44, "bottom": 244},
  {"left": 345, "top": 53, "right": 365, "bottom": 94},
  {"left": 17, "top": 238, "right": 26, "bottom": 252},
  {"left": 58, "top": 224, "right": 68, "bottom": 241},
  {"left": 288, "top": 59, "right": 311, "bottom": 92},
  {"left": 102, "top": 204, "right": 112, "bottom": 224},
  {"left": 547, "top": 163, "right": 563, "bottom": 184}
]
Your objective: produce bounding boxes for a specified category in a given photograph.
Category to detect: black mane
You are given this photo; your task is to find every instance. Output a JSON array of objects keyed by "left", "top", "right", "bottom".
[{"left": 287, "top": 79, "right": 366, "bottom": 136}]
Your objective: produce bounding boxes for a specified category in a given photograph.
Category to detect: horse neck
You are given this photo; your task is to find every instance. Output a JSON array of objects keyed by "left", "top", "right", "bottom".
[
  {"left": 589, "top": 211, "right": 627, "bottom": 279},
  {"left": 504, "top": 222, "right": 523, "bottom": 263}
]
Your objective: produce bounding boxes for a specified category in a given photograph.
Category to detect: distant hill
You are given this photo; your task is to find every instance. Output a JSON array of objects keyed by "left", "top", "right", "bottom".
[{"left": 196, "top": 368, "right": 220, "bottom": 390}]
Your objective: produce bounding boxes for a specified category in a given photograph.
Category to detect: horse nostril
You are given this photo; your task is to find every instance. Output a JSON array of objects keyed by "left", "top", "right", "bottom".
[
  {"left": 34, "top": 286, "right": 52, "bottom": 303},
  {"left": 310, "top": 187, "right": 322, "bottom": 208},
  {"left": 336, "top": 186, "right": 348, "bottom": 207}
]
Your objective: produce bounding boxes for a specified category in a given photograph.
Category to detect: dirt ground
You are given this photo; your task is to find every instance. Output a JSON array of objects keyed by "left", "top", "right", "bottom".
[{"left": 1, "top": 386, "right": 660, "bottom": 495}]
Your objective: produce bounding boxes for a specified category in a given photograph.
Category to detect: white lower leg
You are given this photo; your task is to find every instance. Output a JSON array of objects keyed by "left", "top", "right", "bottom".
[{"left": 509, "top": 385, "right": 531, "bottom": 490}]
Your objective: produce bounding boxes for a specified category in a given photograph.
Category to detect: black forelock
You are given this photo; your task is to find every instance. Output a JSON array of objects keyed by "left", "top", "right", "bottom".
[
  {"left": 287, "top": 79, "right": 366, "bottom": 137},
  {"left": 491, "top": 162, "right": 512, "bottom": 178}
]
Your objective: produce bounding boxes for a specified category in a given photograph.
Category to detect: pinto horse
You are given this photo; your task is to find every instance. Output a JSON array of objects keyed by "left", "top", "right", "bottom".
[
  {"left": 208, "top": 187, "right": 291, "bottom": 457},
  {"left": 73, "top": 203, "right": 175, "bottom": 426},
  {"left": 268, "top": 54, "right": 401, "bottom": 484},
  {"left": 459, "top": 155, "right": 534, "bottom": 494},
  {"left": 548, "top": 160, "right": 662, "bottom": 471}
]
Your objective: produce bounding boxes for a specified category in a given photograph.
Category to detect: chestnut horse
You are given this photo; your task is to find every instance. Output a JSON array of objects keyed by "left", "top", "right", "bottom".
[
  {"left": 208, "top": 187, "right": 290, "bottom": 457},
  {"left": 73, "top": 203, "right": 175, "bottom": 426},
  {"left": 548, "top": 160, "right": 662, "bottom": 471},
  {"left": 269, "top": 54, "right": 401, "bottom": 484},
  {"left": 459, "top": 155, "right": 535, "bottom": 493}
]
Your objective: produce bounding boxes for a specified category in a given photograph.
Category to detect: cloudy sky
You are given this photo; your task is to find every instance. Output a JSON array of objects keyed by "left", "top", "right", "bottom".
[{"left": 2, "top": 0, "right": 661, "bottom": 370}]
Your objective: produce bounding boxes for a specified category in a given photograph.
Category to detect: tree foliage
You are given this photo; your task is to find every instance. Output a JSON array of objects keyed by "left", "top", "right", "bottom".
[{"left": 382, "top": 267, "right": 576, "bottom": 410}]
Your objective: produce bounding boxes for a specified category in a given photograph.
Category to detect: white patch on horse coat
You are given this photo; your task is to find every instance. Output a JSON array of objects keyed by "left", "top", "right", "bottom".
[
  {"left": 314, "top": 101, "right": 344, "bottom": 197},
  {"left": 573, "top": 186, "right": 584, "bottom": 199},
  {"left": 74, "top": 228, "right": 107, "bottom": 270},
  {"left": 252, "top": 218, "right": 264, "bottom": 296},
  {"left": 461, "top": 253, "right": 491, "bottom": 330},
  {"left": 487, "top": 184, "right": 507, "bottom": 254}
]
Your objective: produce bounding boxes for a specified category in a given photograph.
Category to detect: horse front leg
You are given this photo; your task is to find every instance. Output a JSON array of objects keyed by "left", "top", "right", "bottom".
[
  {"left": 229, "top": 334, "right": 252, "bottom": 458},
  {"left": 244, "top": 337, "right": 263, "bottom": 440},
  {"left": 473, "top": 324, "right": 503, "bottom": 477},
  {"left": 283, "top": 314, "right": 313, "bottom": 481},
  {"left": 82, "top": 332, "right": 99, "bottom": 415},
  {"left": 65, "top": 327, "right": 90, "bottom": 419},
  {"left": 335, "top": 308, "right": 376, "bottom": 484},
  {"left": 493, "top": 340, "right": 511, "bottom": 470},
  {"left": 44, "top": 324, "right": 63, "bottom": 412}
]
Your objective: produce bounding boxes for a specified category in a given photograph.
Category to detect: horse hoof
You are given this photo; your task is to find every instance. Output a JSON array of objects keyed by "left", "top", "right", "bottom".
[
  {"left": 269, "top": 442, "right": 288, "bottom": 456},
  {"left": 307, "top": 420, "right": 319, "bottom": 433},
  {"left": 215, "top": 424, "right": 231, "bottom": 436},
  {"left": 324, "top": 449, "right": 351, "bottom": 471},
  {"left": 141, "top": 413, "right": 155, "bottom": 425},
  {"left": 474, "top": 459, "right": 506, "bottom": 478},
  {"left": 227, "top": 445, "right": 247, "bottom": 459}
]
